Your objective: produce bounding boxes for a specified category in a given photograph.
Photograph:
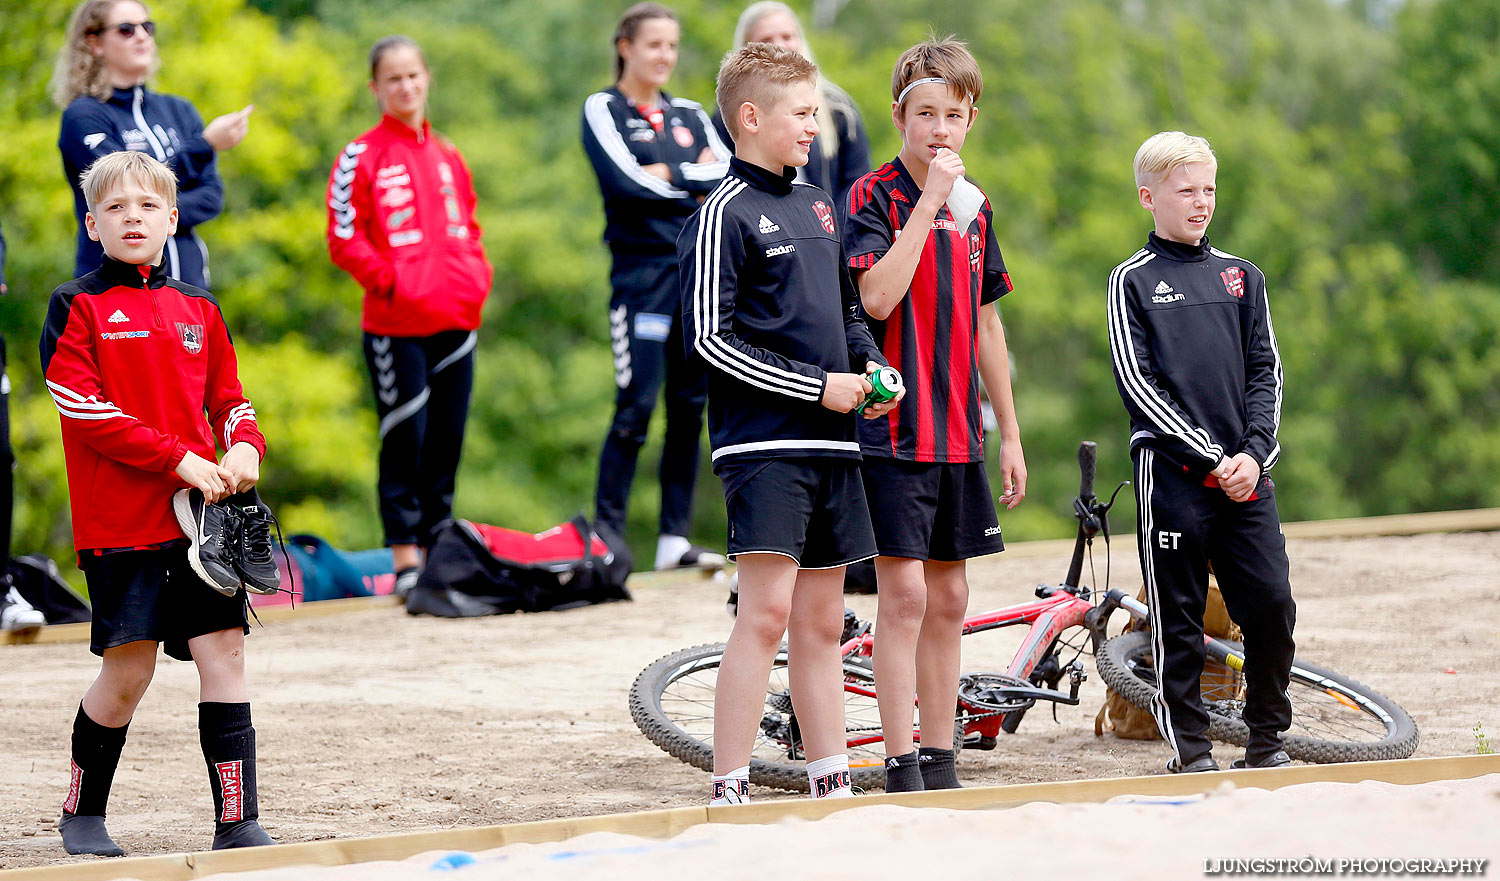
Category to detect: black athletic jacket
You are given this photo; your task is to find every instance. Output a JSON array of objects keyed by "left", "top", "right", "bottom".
[
  {"left": 1107, "top": 233, "right": 1283, "bottom": 475},
  {"left": 678, "top": 157, "right": 885, "bottom": 469},
  {"left": 581, "top": 87, "right": 730, "bottom": 255}
]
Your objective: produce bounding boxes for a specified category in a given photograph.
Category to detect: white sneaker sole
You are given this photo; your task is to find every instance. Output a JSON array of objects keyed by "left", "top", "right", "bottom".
[
  {"left": 2, "top": 615, "right": 45, "bottom": 635},
  {"left": 172, "top": 490, "right": 241, "bottom": 597}
]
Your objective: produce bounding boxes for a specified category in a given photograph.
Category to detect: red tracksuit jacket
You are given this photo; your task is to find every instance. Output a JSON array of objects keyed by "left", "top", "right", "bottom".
[
  {"left": 41, "top": 258, "right": 267, "bottom": 551},
  {"left": 326, "top": 114, "right": 493, "bottom": 337}
]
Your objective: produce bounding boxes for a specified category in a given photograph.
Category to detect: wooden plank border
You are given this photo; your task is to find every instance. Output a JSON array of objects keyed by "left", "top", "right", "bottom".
[{"left": 5, "top": 754, "right": 1495, "bottom": 881}]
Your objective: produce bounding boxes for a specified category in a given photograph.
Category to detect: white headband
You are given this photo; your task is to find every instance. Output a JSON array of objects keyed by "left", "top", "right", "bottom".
[{"left": 896, "top": 76, "right": 974, "bottom": 106}]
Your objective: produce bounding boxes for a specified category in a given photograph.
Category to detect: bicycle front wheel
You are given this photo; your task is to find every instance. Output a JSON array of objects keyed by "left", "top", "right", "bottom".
[
  {"left": 1095, "top": 630, "right": 1419, "bottom": 763},
  {"left": 629, "top": 643, "right": 888, "bottom": 792}
]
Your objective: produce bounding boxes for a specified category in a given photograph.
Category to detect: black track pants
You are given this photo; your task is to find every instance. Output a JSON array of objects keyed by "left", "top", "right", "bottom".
[
  {"left": 1133, "top": 448, "right": 1297, "bottom": 765},
  {"left": 363, "top": 330, "right": 476, "bottom": 546},
  {"left": 594, "top": 253, "right": 707, "bottom": 537},
  {"left": 1, "top": 333, "right": 11, "bottom": 568}
]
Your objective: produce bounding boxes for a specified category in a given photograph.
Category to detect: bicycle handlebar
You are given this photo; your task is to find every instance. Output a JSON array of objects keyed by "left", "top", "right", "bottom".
[{"left": 1078, "top": 441, "right": 1097, "bottom": 500}]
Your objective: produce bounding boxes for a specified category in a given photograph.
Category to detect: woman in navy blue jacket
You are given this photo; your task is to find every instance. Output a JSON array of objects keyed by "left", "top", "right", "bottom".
[
  {"left": 580, "top": 2, "right": 730, "bottom": 570},
  {"left": 52, "top": 0, "right": 252, "bottom": 289}
]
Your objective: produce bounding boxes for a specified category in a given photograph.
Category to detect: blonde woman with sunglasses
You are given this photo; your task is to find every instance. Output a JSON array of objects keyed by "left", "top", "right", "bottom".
[{"left": 53, "top": 0, "right": 252, "bottom": 289}]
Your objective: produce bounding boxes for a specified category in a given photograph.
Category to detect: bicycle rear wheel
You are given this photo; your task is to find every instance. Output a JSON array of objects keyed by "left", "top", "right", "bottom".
[
  {"left": 1095, "top": 630, "right": 1419, "bottom": 763},
  {"left": 629, "top": 644, "right": 888, "bottom": 792}
]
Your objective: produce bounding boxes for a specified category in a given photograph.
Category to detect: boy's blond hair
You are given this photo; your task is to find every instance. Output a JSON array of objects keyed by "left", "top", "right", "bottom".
[
  {"left": 715, "top": 42, "right": 817, "bottom": 140},
  {"left": 891, "top": 37, "right": 983, "bottom": 114},
  {"left": 1133, "top": 131, "right": 1216, "bottom": 188},
  {"left": 80, "top": 151, "right": 178, "bottom": 212}
]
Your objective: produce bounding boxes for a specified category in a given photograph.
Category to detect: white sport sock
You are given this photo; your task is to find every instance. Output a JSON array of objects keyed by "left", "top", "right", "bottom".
[
  {"left": 655, "top": 534, "right": 691, "bottom": 570},
  {"left": 807, "top": 754, "right": 853, "bottom": 799},
  {"left": 710, "top": 766, "right": 750, "bottom": 806}
]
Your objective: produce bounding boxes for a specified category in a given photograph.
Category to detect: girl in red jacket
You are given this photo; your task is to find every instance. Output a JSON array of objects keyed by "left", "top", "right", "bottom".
[{"left": 326, "top": 36, "right": 492, "bottom": 596}]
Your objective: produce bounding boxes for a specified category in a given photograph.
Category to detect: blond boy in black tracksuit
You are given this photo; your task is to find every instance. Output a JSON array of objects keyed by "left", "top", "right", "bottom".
[{"left": 1107, "top": 131, "right": 1295, "bottom": 773}]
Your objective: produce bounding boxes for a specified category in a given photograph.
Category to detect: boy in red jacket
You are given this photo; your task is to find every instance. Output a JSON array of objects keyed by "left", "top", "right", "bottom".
[{"left": 41, "top": 151, "right": 276, "bottom": 856}]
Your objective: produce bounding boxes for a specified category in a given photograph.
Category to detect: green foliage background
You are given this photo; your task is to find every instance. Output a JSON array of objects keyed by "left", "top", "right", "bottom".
[{"left": 1, "top": 0, "right": 1496, "bottom": 579}]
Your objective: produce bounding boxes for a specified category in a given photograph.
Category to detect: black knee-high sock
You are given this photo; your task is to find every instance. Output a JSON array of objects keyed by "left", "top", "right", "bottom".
[
  {"left": 199, "top": 702, "right": 260, "bottom": 834},
  {"left": 64, "top": 704, "right": 128, "bottom": 817}
]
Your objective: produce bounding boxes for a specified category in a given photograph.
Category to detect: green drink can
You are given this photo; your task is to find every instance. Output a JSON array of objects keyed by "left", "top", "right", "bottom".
[{"left": 859, "top": 366, "right": 904, "bottom": 412}]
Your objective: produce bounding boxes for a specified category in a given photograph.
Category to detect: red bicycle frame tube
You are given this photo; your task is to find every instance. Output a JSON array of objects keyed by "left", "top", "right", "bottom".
[
  {"left": 837, "top": 590, "right": 1096, "bottom": 744},
  {"left": 961, "top": 593, "right": 1095, "bottom": 680}
]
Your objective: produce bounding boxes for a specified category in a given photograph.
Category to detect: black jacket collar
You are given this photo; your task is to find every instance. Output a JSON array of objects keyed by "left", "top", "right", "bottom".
[
  {"left": 97, "top": 254, "right": 168, "bottom": 289},
  {"left": 731, "top": 156, "right": 795, "bottom": 195},
  {"left": 106, "top": 85, "right": 147, "bottom": 108},
  {"left": 609, "top": 86, "right": 676, "bottom": 115},
  {"left": 1146, "top": 231, "right": 1212, "bottom": 263}
]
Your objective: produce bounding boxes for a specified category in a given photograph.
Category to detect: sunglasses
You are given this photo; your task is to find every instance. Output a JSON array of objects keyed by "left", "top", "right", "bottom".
[{"left": 100, "top": 20, "right": 156, "bottom": 38}]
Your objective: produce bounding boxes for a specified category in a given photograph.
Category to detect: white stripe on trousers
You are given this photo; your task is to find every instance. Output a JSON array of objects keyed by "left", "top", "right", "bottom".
[{"left": 1138, "top": 448, "right": 1184, "bottom": 761}]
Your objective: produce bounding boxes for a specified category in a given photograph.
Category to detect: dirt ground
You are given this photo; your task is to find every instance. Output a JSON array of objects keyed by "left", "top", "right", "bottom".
[{"left": 3, "top": 531, "right": 1497, "bottom": 870}]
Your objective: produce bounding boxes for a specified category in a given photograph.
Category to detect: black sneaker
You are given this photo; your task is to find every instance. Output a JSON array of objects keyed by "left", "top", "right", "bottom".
[
  {"left": 393, "top": 567, "right": 420, "bottom": 601},
  {"left": 173, "top": 489, "right": 242, "bottom": 596},
  {"left": 1166, "top": 754, "right": 1220, "bottom": 774},
  {"left": 234, "top": 504, "right": 283, "bottom": 595},
  {"left": 1231, "top": 749, "right": 1291, "bottom": 769}
]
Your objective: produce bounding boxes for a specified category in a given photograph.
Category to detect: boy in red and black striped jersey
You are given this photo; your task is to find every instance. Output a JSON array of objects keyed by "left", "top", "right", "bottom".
[
  {"left": 844, "top": 39, "right": 1027, "bottom": 791},
  {"left": 40, "top": 152, "right": 275, "bottom": 855}
]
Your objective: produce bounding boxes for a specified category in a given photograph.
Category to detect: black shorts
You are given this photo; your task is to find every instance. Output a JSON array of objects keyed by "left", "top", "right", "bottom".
[
  {"left": 861, "top": 457, "right": 1004, "bottom": 561},
  {"left": 721, "top": 459, "right": 877, "bottom": 569},
  {"left": 82, "top": 546, "right": 249, "bottom": 662}
]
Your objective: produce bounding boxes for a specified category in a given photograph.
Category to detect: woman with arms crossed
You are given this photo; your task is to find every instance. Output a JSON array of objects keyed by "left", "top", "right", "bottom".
[{"left": 581, "top": 3, "right": 731, "bottom": 570}]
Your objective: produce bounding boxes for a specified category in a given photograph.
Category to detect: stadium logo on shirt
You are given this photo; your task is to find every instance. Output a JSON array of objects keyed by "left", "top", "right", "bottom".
[
  {"left": 765, "top": 243, "right": 796, "bottom": 257},
  {"left": 812, "top": 201, "right": 836, "bottom": 235},
  {"left": 1220, "top": 266, "right": 1246, "bottom": 298},
  {"left": 672, "top": 125, "right": 695, "bottom": 148},
  {"left": 176, "top": 322, "right": 204, "bottom": 354},
  {"left": 758, "top": 214, "right": 781, "bottom": 234}
]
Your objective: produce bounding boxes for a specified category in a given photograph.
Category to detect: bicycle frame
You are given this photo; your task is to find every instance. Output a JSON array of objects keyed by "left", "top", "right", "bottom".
[{"left": 830, "top": 441, "right": 1143, "bottom": 748}]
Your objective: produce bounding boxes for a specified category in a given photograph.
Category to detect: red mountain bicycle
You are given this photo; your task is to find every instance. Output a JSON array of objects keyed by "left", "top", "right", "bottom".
[{"left": 630, "top": 442, "right": 1419, "bottom": 791}]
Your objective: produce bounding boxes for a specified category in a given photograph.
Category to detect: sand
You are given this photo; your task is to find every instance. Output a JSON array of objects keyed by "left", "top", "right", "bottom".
[
  {"left": 189, "top": 775, "right": 1499, "bottom": 881},
  {"left": 2, "top": 531, "right": 1497, "bottom": 873}
]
